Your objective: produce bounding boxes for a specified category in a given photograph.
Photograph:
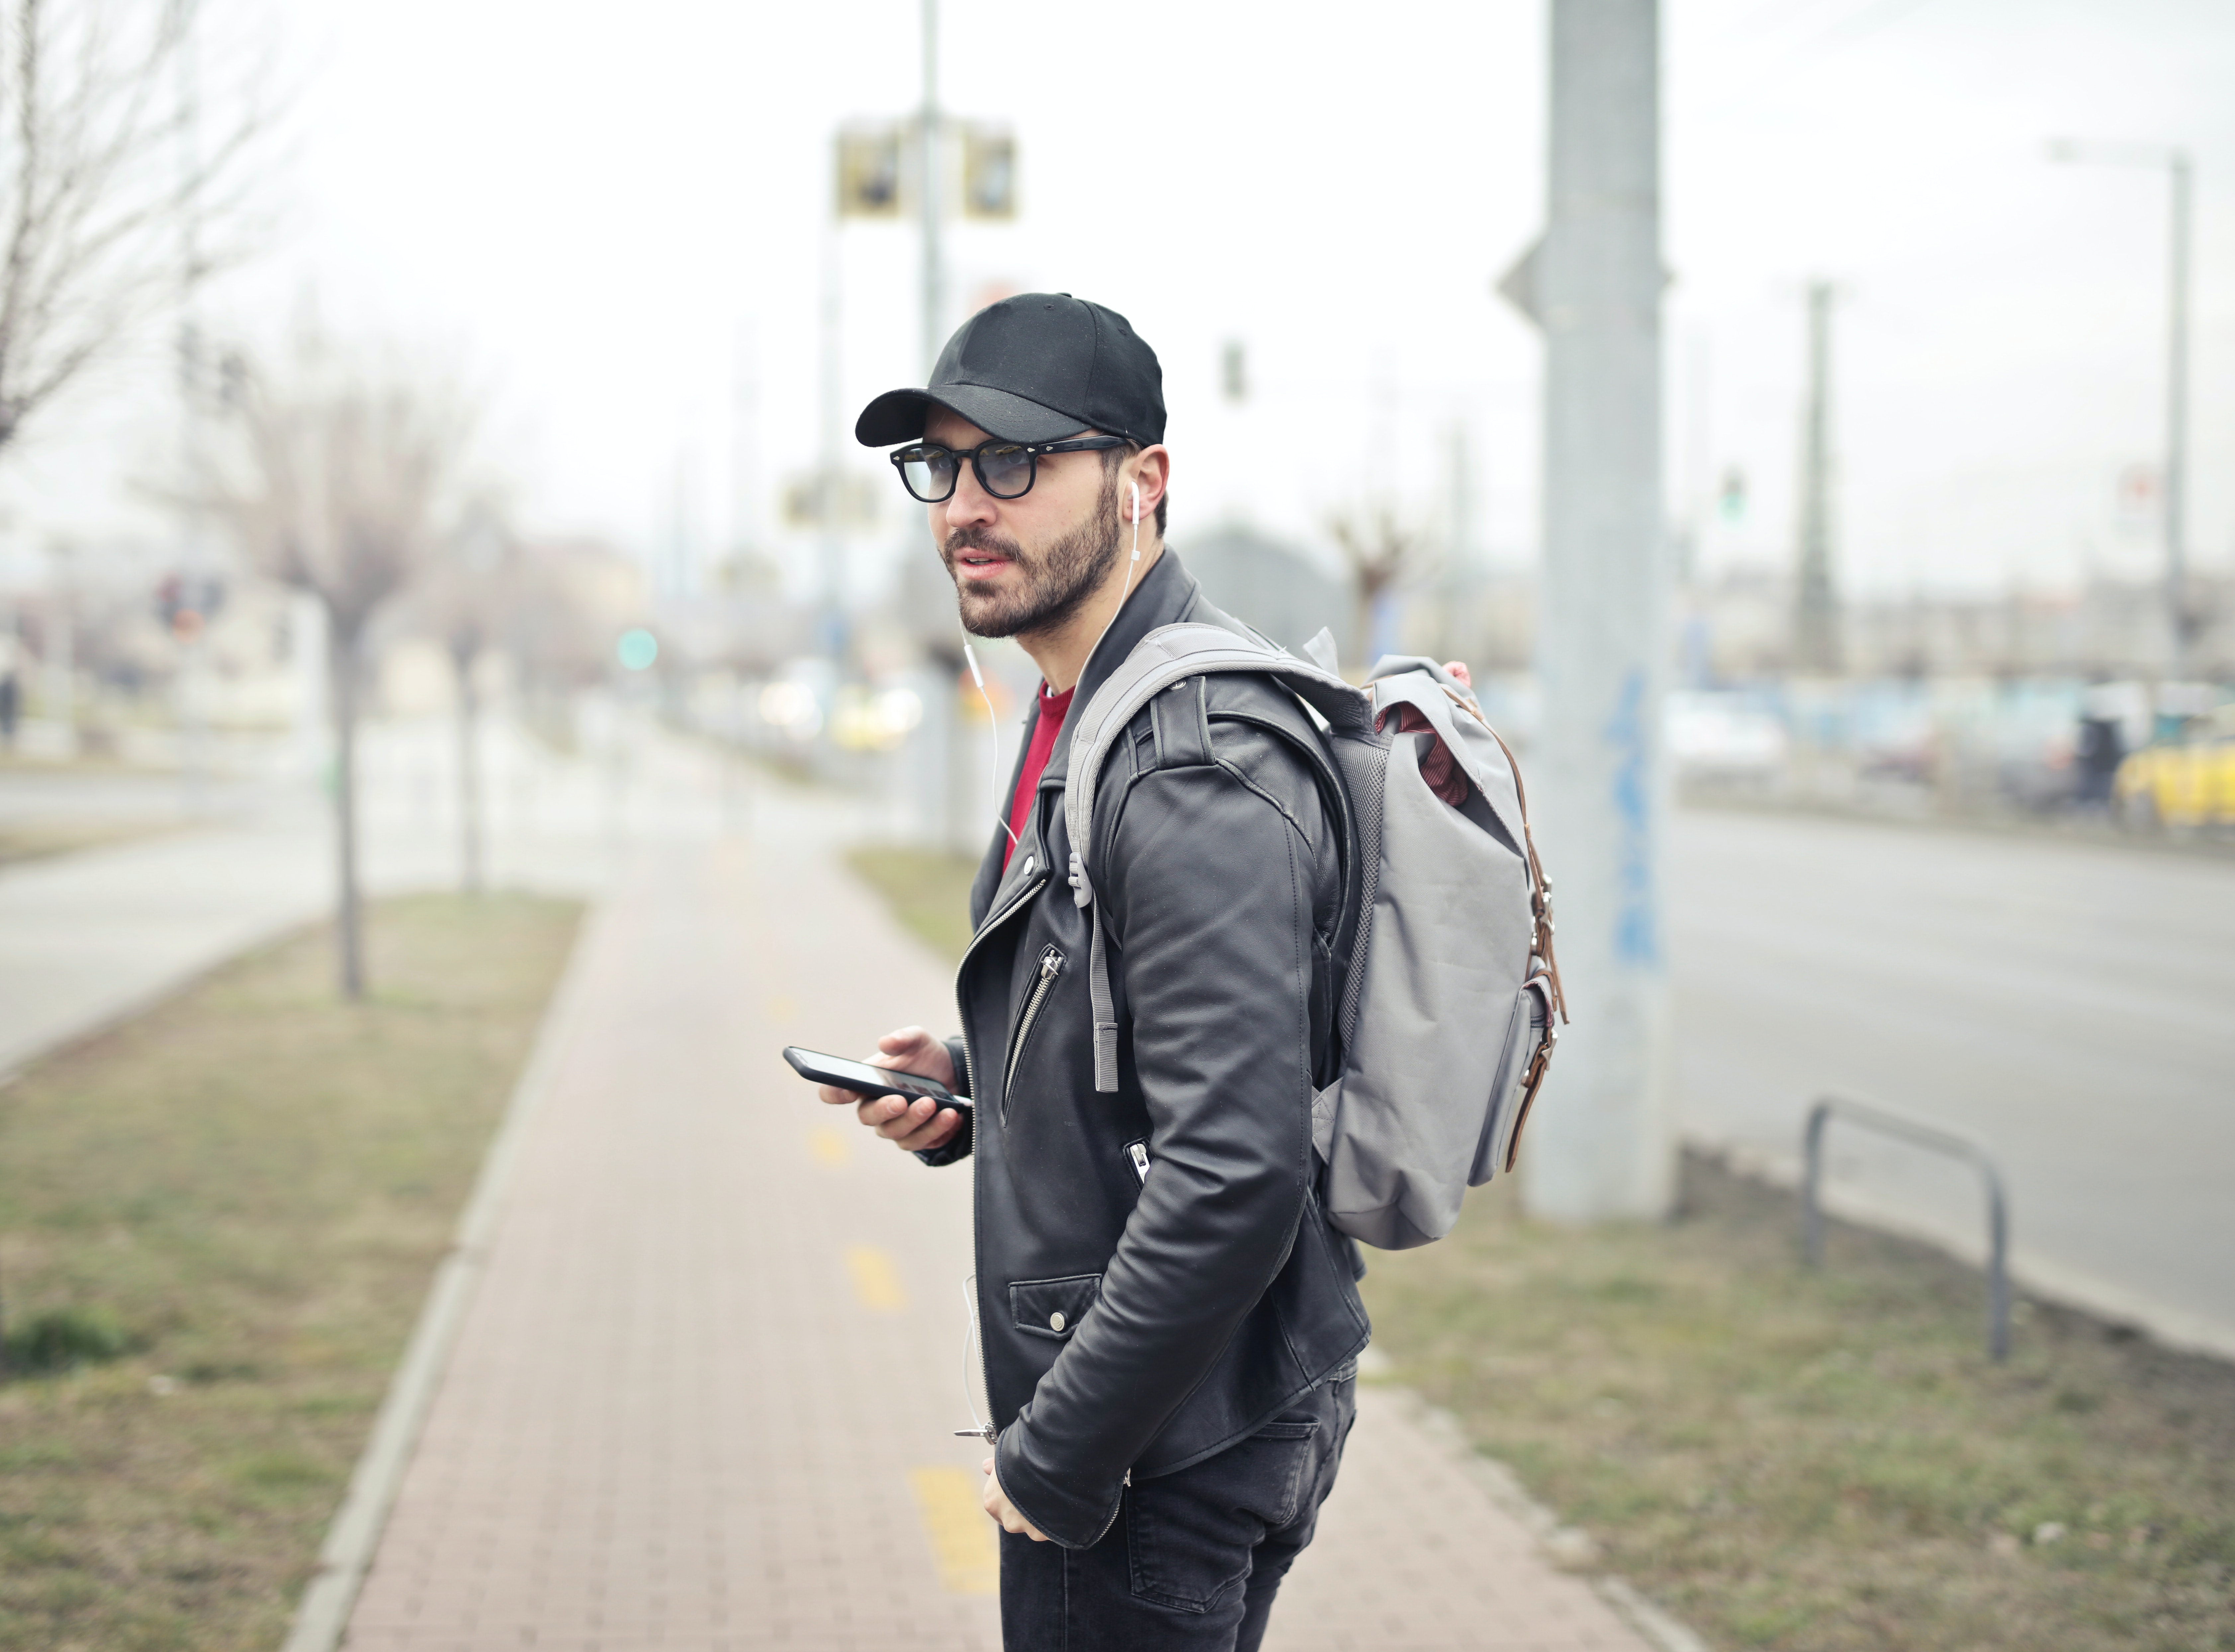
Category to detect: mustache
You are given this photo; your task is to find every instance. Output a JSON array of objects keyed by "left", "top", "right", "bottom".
[{"left": 944, "top": 526, "right": 1022, "bottom": 560}]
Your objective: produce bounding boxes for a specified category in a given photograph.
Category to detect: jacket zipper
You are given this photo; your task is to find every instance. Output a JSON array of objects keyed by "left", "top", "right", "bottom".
[
  {"left": 952, "top": 862, "right": 1047, "bottom": 1446},
  {"left": 1126, "top": 1140, "right": 1151, "bottom": 1183},
  {"left": 1002, "top": 945, "right": 1067, "bottom": 1115},
  {"left": 952, "top": 866, "right": 1047, "bottom": 1100}
]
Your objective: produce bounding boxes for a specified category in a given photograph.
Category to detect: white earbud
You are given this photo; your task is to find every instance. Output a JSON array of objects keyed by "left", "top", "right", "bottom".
[{"left": 1075, "top": 469, "right": 1150, "bottom": 690}]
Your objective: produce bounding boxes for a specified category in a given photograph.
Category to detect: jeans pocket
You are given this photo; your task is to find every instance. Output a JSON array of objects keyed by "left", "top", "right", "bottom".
[{"left": 1125, "top": 1416, "right": 1323, "bottom": 1613}]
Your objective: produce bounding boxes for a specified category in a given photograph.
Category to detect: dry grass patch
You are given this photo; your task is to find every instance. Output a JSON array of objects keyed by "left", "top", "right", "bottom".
[
  {"left": 0, "top": 893, "right": 581, "bottom": 1651},
  {"left": 1363, "top": 1155, "right": 2235, "bottom": 1651}
]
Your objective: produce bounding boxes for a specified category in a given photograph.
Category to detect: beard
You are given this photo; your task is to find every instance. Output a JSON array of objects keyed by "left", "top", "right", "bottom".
[{"left": 942, "top": 467, "right": 1123, "bottom": 639}]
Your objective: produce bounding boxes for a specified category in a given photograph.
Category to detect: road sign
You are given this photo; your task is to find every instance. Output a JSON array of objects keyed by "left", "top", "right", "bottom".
[
  {"left": 959, "top": 124, "right": 1016, "bottom": 219},
  {"left": 836, "top": 124, "right": 904, "bottom": 219}
]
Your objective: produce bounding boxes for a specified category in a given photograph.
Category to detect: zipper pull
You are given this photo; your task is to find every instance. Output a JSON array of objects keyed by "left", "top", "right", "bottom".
[
  {"left": 954, "top": 1425, "right": 998, "bottom": 1441},
  {"left": 1128, "top": 1142, "right": 1151, "bottom": 1183}
]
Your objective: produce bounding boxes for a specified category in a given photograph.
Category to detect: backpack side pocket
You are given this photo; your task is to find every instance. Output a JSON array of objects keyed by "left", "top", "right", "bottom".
[{"left": 1469, "top": 975, "right": 1553, "bottom": 1187}]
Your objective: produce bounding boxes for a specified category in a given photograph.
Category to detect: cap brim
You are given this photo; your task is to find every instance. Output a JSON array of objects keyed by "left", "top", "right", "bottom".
[{"left": 854, "top": 382, "right": 1089, "bottom": 448}]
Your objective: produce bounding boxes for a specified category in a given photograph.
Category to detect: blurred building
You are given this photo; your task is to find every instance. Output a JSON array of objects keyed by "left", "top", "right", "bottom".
[
  {"left": 1678, "top": 568, "right": 2235, "bottom": 682},
  {"left": 1402, "top": 562, "right": 1538, "bottom": 677},
  {"left": 1179, "top": 526, "right": 1345, "bottom": 655}
]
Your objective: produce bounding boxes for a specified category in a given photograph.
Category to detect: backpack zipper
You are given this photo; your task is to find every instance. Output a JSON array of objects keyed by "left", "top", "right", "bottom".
[{"left": 1002, "top": 944, "right": 1066, "bottom": 1115}]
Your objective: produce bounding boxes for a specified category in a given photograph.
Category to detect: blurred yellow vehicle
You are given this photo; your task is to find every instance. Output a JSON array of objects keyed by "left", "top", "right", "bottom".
[{"left": 2115, "top": 707, "right": 2235, "bottom": 826}]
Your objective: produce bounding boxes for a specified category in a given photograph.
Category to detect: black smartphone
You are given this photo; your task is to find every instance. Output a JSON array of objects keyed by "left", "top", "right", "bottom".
[{"left": 782, "top": 1045, "right": 970, "bottom": 1110}]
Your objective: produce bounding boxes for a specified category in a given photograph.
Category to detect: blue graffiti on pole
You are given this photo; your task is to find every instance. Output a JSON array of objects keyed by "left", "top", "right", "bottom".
[{"left": 1603, "top": 668, "right": 1659, "bottom": 967}]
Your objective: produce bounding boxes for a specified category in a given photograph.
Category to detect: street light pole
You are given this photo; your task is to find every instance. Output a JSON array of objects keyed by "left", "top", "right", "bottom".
[
  {"left": 2050, "top": 140, "right": 2194, "bottom": 674},
  {"left": 920, "top": 0, "right": 944, "bottom": 377},
  {"left": 819, "top": 213, "right": 844, "bottom": 659},
  {"left": 2166, "top": 151, "right": 2191, "bottom": 671}
]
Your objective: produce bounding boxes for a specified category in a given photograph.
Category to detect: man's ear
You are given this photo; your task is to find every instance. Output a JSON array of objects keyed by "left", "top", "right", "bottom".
[{"left": 1129, "top": 444, "right": 1171, "bottom": 522}]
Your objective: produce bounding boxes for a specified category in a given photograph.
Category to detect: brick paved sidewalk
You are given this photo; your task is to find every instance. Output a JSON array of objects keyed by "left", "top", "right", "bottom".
[{"left": 343, "top": 826, "right": 1654, "bottom": 1651}]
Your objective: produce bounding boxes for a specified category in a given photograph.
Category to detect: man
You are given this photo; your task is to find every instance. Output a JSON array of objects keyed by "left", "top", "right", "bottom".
[{"left": 822, "top": 293, "right": 1367, "bottom": 1651}]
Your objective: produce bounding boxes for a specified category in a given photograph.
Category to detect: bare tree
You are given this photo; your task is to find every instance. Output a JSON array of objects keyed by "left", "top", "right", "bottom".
[
  {"left": 207, "top": 326, "right": 476, "bottom": 998},
  {"left": 413, "top": 496, "right": 513, "bottom": 894},
  {"left": 0, "top": 0, "right": 270, "bottom": 456},
  {"left": 1328, "top": 503, "right": 1428, "bottom": 669}
]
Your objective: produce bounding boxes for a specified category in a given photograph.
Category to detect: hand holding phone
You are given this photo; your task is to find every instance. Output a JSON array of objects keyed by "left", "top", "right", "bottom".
[{"left": 788, "top": 1028, "right": 969, "bottom": 1155}]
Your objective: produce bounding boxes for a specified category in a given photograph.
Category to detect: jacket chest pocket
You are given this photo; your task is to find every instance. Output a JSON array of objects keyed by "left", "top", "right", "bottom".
[
  {"left": 1009, "top": 1273, "right": 1101, "bottom": 1342},
  {"left": 1002, "top": 943, "right": 1068, "bottom": 1118}
]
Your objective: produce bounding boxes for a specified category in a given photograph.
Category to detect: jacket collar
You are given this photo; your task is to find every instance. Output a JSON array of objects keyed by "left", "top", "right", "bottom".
[{"left": 1036, "top": 545, "right": 1203, "bottom": 800}]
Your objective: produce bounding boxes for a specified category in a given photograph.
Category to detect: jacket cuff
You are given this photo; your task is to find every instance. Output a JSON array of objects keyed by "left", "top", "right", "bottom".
[
  {"left": 911, "top": 1036, "right": 974, "bottom": 1167},
  {"left": 911, "top": 1101, "right": 972, "bottom": 1167},
  {"left": 995, "top": 1412, "right": 1123, "bottom": 1551}
]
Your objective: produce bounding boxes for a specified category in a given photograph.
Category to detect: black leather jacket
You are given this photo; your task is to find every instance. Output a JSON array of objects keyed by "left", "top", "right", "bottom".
[{"left": 925, "top": 549, "right": 1371, "bottom": 1549}]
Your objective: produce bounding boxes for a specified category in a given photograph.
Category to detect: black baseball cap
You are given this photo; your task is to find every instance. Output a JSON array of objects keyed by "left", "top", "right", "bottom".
[{"left": 855, "top": 293, "right": 1165, "bottom": 449}]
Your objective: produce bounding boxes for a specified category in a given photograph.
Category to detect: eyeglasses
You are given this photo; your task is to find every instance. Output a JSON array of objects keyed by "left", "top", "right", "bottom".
[{"left": 889, "top": 436, "right": 1125, "bottom": 504}]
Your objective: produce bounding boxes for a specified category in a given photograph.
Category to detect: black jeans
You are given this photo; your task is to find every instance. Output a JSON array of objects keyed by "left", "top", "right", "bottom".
[{"left": 999, "top": 1373, "right": 1357, "bottom": 1651}]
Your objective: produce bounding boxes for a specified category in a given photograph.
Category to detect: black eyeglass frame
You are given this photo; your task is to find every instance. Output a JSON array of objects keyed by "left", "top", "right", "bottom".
[{"left": 888, "top": 436, "right": 1126, "bottom": 504}]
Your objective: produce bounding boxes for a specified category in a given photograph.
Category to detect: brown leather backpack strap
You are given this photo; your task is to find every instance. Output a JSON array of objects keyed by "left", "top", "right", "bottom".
[{"left": 1482, "top": 725, "right": 1569, "bottom": 1027}]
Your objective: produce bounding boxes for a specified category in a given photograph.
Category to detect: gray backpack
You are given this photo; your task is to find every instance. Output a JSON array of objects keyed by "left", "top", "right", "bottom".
[{"left": 1062, "top": 621, "right": 1568, "bottom": 1250}]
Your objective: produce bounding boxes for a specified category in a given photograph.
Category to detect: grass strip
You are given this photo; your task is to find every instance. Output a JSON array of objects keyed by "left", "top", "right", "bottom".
[
  {"left": 0, "top": 892, "right": 581, "bottom": 1652},
  {"left": 845, "top": 844, "right": 979, "bottom": 964},
  {"left": 1363, "top": 1155, "right": 2235, "bottom": 1651},
  {"left": 0, "top": 820, "right": 182, "bottom": 868}
]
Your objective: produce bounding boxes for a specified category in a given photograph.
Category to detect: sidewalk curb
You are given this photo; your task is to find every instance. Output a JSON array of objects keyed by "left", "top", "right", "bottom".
[
  {"left": 1366, "top": 1370, "right": 1712, "bottom": 1652},
  {"left": 280, "top": 897, "right": 608, "bottom": 1652}
]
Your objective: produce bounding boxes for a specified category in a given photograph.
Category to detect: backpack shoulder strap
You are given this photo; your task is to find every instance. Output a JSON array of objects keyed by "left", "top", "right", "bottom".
[{"left": 1062, "top": 622, "right": 1374, "bottom": 1091}]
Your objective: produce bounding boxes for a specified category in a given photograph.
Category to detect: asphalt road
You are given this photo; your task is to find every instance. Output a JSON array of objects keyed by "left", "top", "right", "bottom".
[
  {"left": 1669, "top": 806, "right": 2235, "bottom": 1355},
  {"left": 0, "top": 716, "right": 731, "bottom": 1079}
]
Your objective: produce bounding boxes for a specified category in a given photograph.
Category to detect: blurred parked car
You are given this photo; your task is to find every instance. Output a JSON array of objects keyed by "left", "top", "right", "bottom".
[
  {"left": 2115, "top": 707, "right": 2235, "bottom": 827},
  {"left": 1666, "top": 691, "right": 1788, "bottom": 784}
]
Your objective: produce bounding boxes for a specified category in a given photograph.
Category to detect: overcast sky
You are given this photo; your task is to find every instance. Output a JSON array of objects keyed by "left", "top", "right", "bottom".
[{"left": 3, "top": 0, "right": 2230, "bottom": 604}]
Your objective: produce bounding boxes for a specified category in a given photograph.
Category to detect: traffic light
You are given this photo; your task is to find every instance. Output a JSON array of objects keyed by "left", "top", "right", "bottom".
[
  {"left": 1221, "top": 340, "right": 1248, "bottom": 404},
  {"left": 156, "top": 573, "right": 226, "bottom": 641},
  {"left": 1717, "top": 467, "right": 1748, "bottom": 523}
]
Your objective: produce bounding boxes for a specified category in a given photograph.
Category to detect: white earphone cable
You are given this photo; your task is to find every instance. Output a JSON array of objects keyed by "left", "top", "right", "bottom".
[
  {"left": 962, "top": 640, "right": 1020, "bottom": 849},
  {"left": 1080, "top": 477, "right": 1145, "bottom": 685},
  {"left": 964, "top": 474, "right": 1143, "bottom": 854}
]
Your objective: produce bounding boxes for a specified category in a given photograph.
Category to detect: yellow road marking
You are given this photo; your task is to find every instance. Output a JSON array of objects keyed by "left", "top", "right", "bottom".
[
  {"left": 909, "top": 1465, "right": 999, "bottom": 1594},
  {"left": 807, "top": 1127, "right": 851, "bottom": 1167},
  {"left": 846, "top": 1245, "right": 906, "bottom": 1311}
]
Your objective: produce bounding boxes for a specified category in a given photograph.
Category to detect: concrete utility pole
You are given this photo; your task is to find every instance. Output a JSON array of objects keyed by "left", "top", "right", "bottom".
[
  {"left": 2049, "top": 141, "right": 2194, "bottom": 673},
  {"left": 1793, "top": 281, "right": 1842, "bottom": 674},
  {"left": 920, "top": 0, "right": 944, "bottom": 377},
  {"left": 1498, "top": 0, "right": 1674, "bottom": 1221},
  {"left": 1445, "top": 419, "right": 1477, "bottom": 572}
]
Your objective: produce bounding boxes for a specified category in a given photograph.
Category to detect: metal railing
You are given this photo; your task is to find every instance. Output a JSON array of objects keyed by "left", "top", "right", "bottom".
[{"left": 1802, "top": 1094, "right": 2012, "bottom": 1362}]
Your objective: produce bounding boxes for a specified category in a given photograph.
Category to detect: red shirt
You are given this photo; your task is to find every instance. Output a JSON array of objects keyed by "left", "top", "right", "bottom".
[{"left": 1003, "top": 682, "right": 1075, "bottom": 867}]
